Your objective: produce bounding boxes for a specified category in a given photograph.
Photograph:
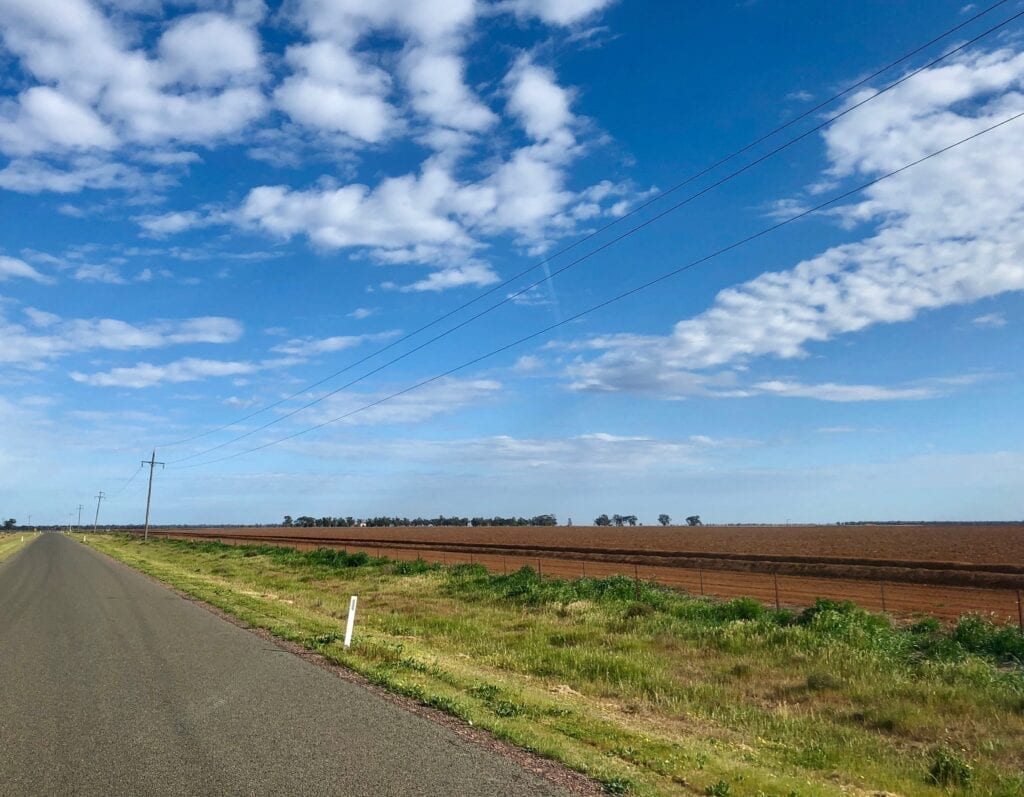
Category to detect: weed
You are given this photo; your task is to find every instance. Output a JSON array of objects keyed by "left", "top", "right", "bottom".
[
  {"left": 927, "top": 747, "right": 974, "bottom": 788},
  {"left": 704, "top": 779, "right": 731, "bottom": 797},
  {"left": 600, "top": 776, "right": 633, "bottom": 794},
  {"left": 391, "top": 558, "right": 435, "bottom": 575}
]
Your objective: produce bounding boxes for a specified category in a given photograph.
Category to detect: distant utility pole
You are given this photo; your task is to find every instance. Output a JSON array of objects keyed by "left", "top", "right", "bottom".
[
  {"left": 141, "top": 450, "right": 165, "bottom": 542},
  {"left": 93, "top": 492, "right": 105, "bottom": 532},
  {"left": 76, "top": 504, "right": 84, "bottom": 532}
]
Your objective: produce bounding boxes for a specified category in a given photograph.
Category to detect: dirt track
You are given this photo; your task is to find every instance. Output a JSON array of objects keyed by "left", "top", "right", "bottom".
[{"left": 143, "top": 524, "right": 1024, "bottom": 625}]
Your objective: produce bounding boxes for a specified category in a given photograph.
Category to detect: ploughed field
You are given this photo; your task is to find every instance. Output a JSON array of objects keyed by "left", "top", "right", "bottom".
[{"left": 146, "top": 524, "right": 1024, "bottom": 623}]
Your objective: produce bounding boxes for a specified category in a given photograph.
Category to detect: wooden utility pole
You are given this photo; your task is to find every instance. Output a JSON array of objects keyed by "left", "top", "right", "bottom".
[
  {"left": 93, "top": 492, "right": 105, "bottom": 532},
  {"left": 141, "top": 450, "right": 165, "bottom": 542},
  {"left": 76, "top": 504, "right": 84, "bottom": 532}
]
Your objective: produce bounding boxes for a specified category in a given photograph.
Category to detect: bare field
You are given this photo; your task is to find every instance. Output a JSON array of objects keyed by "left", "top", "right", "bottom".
[
  {"left": 146, "top": 524, "right": 1024, "bottom": 624},
  {"left": 150, "top": 523, "right": 1024, "bottom": 564}
]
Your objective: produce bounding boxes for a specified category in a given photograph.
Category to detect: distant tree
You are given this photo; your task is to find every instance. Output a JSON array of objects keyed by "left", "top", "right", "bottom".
[
  {"left": 282, "top": 515, "right": 293, "bottom": 527},
  {"left": 295, "top": 516, "right": 316, "bottom": 527},
  {"left": 612, "top": 514, "right": 624, "bottom": 526},
  {"left": 658, "top": 514, "right": 671, "bottom": 526},
  {"left": 686, "top": 515, "right": 702, "bottom": 526},
  {"left": 531, "top": 514, "right": 557, "bottom": 526},
  {"left": 2, "top": 518, "right": 15, "bottom": 529},
  {"left": 624, "top": 515, "right": 638, "bottom": 526},
  {"left": 594, "top": 514, "right": 611, "bottom": 526}
]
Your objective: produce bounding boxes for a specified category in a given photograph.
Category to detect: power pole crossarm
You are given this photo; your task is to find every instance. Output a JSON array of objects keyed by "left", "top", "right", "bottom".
[{"left": 141, "top": 450, "right": 165, "bottom": 542}]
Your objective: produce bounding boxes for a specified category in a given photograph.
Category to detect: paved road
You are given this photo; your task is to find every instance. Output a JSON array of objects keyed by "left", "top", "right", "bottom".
[{"left": 0, "top": 534, "right": 569, "bottom": 796}]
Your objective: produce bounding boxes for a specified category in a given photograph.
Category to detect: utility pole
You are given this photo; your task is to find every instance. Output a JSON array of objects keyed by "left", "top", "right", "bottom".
[
  {"left": 93, "top": 492, "right": 105, "bottom": 532},
  {"left": 141, "top": 450, "right": 165, "bottom": 542},
  {"left": 76, "top": 504, "right": 84, "bottom": 532}
]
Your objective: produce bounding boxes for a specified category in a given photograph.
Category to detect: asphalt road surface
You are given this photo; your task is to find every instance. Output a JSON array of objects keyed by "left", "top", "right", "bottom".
[{"left": 0, "top": 534, "right": 570, "bottom": 796}]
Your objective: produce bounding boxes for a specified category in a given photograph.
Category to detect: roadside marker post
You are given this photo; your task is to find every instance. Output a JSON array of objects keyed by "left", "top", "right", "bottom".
[{"left": 344, "top": 595, "right": 358, "bottom": 648}]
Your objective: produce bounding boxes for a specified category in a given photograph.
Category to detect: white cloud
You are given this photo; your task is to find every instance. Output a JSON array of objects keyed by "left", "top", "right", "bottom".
[
  {"left": 0, "top": 307, "right": 243, "bottom": 366},
  {"left": 274, "top": 41, "right": 396, "bottom": 143},
  {"left": 298, "top": 376, "right": 502, "bottom": 427},
  {"left": 135, "top": 211, "right": 204, "bottom": 236},
  {"left": 347, "top": 307, "right": 377, "bottom": 319},
  {"left": 0, "top": 255, "right": 50, "bottom": 283},
  {"left": 71, "top": 357, "right": 257, "bottom": 389},
  {"left": 270, "top": 331, "right": 399, "bottom": 358},
  {"left": 753, "top": 380, "right": 937, "bottom": 402},
  {"left": 566, "top": 48, "right": 1024, "bottom": 397},
  {"left": 157, "top": 13, "right": 263, "bottom": 89},
  {"left": 506, "top": 55, "right": 575, "bottom": 145},
  {"left": 502, "top": 0, "right": 616, "bottom": 26},
  {"left": 0, "top": 0, "right": 266, "bottom": 186},
  {"left": 402, "top": 47, "right": 496, "bottom": 133},
  {"left": 72, "top": 264, "right": 126, "bottom": 284},
  {"left": 0, "top": 86, "right": 117, "bottom": 156},
  {"left": 972, "top": 312, "right": 1007, "bottom": 328},
  {"left": 0, "top": 156, "right": 148, "bottom": 193},
  {"left": 295, "top": 428, "right": 725, "bottom": 472},
  {"left": 400, "top": 263, "right": 500, "bottom": 292}
]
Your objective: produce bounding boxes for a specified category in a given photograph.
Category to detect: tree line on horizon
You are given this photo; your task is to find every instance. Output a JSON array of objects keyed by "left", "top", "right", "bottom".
[
  {"left": 282, "top": 514, "right": 560, "bottom": 528},
  {"left": 279, "top": 513, "right": 703, "bottom": 528}
]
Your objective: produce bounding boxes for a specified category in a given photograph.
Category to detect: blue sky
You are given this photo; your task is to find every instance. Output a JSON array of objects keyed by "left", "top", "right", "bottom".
[{"left": 1, "top": 0, "right": 1022, "bottom": 526}]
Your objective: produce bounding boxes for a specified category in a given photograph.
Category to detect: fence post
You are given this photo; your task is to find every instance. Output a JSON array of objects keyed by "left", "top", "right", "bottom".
[
  {"left": 1017, "top": 590, "right": 1023, "bottom": 631},
  {"left": 773, "top": 572, "right": 780, "bottom": 611},
  {"left": 537, "top": 558, "right": 542, "bottom": 576},
  {"left": 503, "top": 556, "right": 507, "bottom": 575},
  {"left": 581, "top": 560, "right": 586, "bottom": 578},
  {"left": 880, "top": 582, "right": 887, "bottom": 613},
  {"left": 699, "top": 567, "right": 704, "bottom": 596}
]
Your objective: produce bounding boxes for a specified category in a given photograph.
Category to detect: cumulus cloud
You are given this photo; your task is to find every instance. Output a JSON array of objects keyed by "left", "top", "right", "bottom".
[
  {"left": 566, "top": 48, "right": 1024, "bottom": 399},
  {"left": 274, "top": 40, "right": 396, "bottom": 143},
  {"left": 0, "top": 0, "right": 266, "bottom": 186},
  {"left": 402, "top": 47, "right": 496, "bottom": 133}
]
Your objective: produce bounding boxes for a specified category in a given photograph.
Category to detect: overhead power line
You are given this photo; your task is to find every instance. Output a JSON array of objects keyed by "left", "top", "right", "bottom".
[
  {"left": 174, "top": 108, "right": 1024, "bottom": 469},
  {"left": 167, "top": 7, "right": 1024, "bottom": 466},
  {"left": 106, "top": 464, "right": 144, "bottom": 499},
  {"left": 157, "top": 0, "right": 1015, "bottom": 451}
]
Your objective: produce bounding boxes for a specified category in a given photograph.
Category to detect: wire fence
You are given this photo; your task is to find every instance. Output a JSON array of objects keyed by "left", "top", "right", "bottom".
[{"left": 156, "top": 532, "right": 1024, "bottom": 627}]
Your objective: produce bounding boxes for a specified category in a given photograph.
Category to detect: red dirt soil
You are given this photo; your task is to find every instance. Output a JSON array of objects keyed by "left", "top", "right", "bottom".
[
  {"left": 146, "top": 524, "right": 1024, "bottom": 624},
  {"left": 154, "top": 523, "right": 1024, "bottom": 564}
]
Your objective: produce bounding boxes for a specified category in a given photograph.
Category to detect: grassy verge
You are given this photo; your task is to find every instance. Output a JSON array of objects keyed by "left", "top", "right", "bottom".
[
  {"left": 0, "top": 531, "right": 36, "bottom": 562},
  {"left": 87, "top": 534, "right": 1024, "bottom": 797}
]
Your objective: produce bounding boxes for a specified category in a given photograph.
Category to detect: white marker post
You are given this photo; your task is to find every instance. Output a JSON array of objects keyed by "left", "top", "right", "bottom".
[{"left": 344, "top": 595, "right": 358, "bottom": 648}]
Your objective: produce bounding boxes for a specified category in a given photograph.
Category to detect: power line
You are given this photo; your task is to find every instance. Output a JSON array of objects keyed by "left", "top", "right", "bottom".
[
  {"left": 107, "top": 464, "right": 144, "bottom": 498},
  {"left": 167, "top": 8, "right": 1024, "bottom": 466},
  {"left": 175, "top": 108, "right": 1024, "bottom": 469},
  {"left": 157, "top": 0, "right": 1015, "bottom": 450}
]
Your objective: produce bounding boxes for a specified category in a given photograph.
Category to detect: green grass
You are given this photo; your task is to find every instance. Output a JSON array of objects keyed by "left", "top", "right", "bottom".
[
  {"left": 0, "top": 531, "right": 36, "bottom": 562},
  {"left": 86, "top": 534, "right": 1024, "bottom": 797}
]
